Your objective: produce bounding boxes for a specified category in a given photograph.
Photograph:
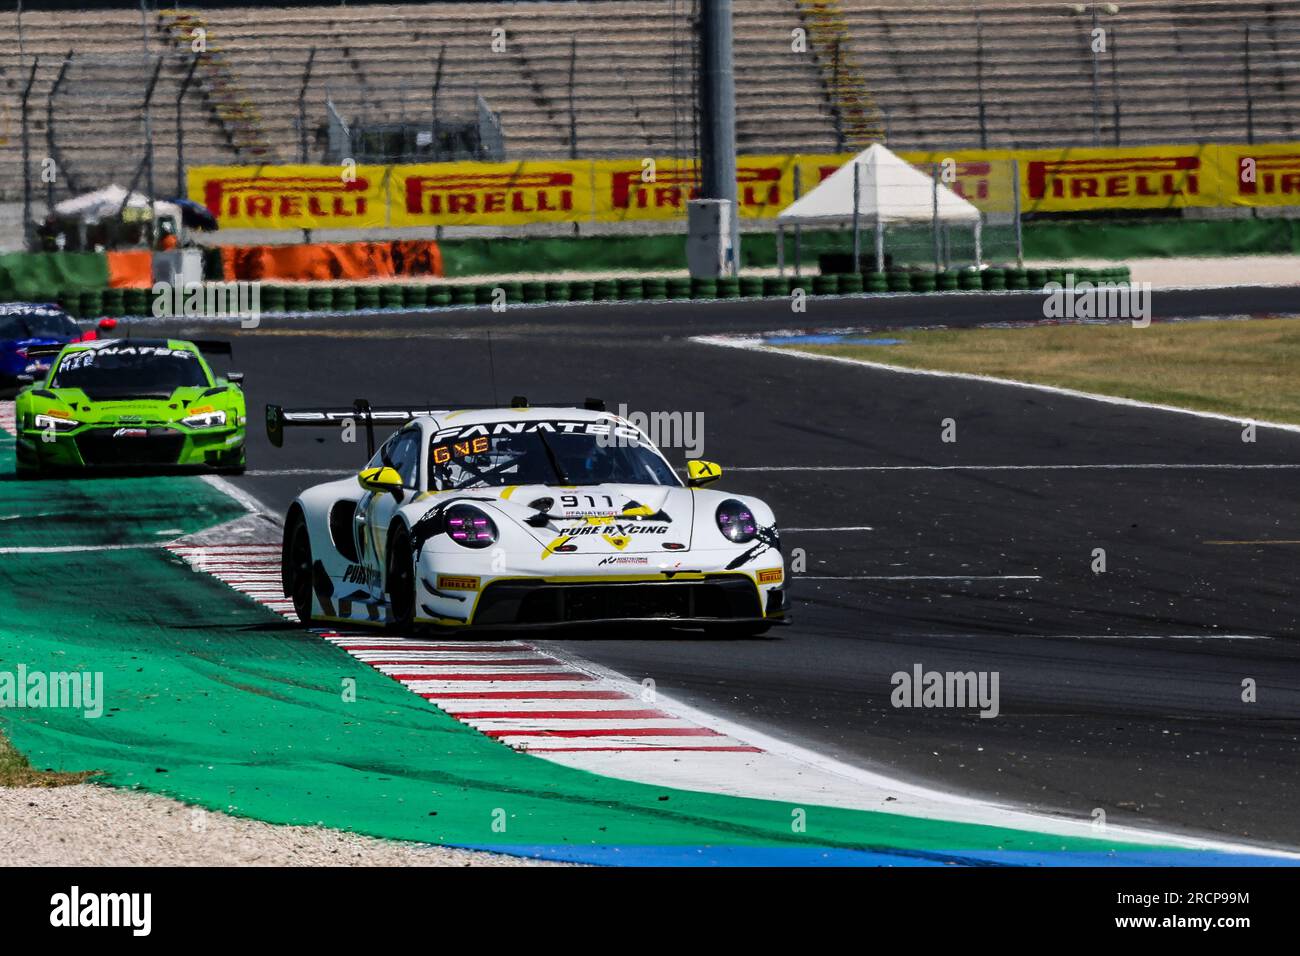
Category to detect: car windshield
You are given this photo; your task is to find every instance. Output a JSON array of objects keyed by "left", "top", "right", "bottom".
[
  {"left": 50, "top": 345, "right": 209, "bottom": 397},
  {"left": 22, "top": 310, "right": 78, "bottom": 338},
  {"left": 428, "top": 426, "right": 680, "bottom": 490},
  {"left": 0, "top": 306, "right": 75, "bottom": 340}
]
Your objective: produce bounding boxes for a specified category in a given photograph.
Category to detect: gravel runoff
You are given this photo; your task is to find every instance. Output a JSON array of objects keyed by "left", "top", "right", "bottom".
[{"left": 2, "top": 784, "right": 564, "bottom": 866}]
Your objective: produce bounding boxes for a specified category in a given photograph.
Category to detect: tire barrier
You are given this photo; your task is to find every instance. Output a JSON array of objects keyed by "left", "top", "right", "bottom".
[{"left": 56, "top": 263, "right": 1136, "bottom": 322}]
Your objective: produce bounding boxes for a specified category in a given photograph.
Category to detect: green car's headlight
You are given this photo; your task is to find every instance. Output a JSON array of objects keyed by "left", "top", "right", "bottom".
[
  {"left": 181, "top": 409, "right": 228, "bottom": 429},
  {"left": 32, "top": 413, "right": 80, "bottom": 432}
]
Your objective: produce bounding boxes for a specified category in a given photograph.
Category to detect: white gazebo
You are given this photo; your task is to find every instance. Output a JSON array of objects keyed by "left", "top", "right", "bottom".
[{"left": 777, "top": 143, "right": 983, "bottom": 273}]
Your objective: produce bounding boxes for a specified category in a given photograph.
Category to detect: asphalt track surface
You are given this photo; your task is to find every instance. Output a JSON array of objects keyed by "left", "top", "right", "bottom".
[{"left": 152, "top": 287, "right": 1300, "bottom": 849}]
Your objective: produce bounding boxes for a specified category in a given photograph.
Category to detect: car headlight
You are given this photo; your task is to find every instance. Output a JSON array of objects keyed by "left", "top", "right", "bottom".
[
  {"left": 181, "top": 409, "right": 228, "bottom": 429},
  {"left": 445, "top": 504, "right": 498, "bottom": 548},
  {"left": 716, "top": 498, "right": 758, "bottom": 544},
  {"left": 32, "top": 413, "right": 79, "bottom": 432}
]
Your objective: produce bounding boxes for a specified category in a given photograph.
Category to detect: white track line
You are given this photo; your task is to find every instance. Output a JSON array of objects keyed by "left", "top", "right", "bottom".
[
  {"left": 801, "top": 574, "right": 1041, "bottom": 581},
  {"left": 693, "top": 333, "right": 1300, "bottom": 436},
  {"left": 733, "top": 463, "right": 1300, "bottom": 472}
]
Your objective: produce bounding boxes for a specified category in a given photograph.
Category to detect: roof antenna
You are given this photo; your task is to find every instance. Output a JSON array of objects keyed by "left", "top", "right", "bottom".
[{"left": 485, "top": 328, "right": 499, "bottom": 407}]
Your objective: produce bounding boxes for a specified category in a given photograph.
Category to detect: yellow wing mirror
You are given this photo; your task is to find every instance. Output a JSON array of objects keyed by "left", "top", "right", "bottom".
[
  {"left": 358, "top": 465, "right": 403, "bottom": 494},
  {"left": 686, "top": 459, "right": 723, "bottom": 487}
]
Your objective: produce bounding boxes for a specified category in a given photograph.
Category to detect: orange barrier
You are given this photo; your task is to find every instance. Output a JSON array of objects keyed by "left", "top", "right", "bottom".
[
  {"left": 220, "top": 240, "right": 443, "bottom": 282},
  {"left": 105, "top": 250, "right": 154, "bottom": 289}
]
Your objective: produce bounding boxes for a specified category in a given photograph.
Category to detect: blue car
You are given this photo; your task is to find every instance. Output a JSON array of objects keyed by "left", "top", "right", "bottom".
[{"left": 0, "top": 303, "right": 90, "bottom": 394}]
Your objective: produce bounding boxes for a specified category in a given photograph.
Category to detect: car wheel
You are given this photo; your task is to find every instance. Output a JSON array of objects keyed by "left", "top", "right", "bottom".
[
  {"left": 386, "top": 528, "right": 417, "bottom": 632},
  {"left": 283, "top": 511, "right": 315, "bottom": 624}
]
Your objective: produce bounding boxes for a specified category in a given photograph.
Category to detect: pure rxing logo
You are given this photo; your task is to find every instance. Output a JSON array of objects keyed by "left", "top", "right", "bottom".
[
  {"left": 50, "top": 886, "right": 151, "bottom": 936},
  {"left": 0, "top": 665, "right": 103, "bottom": 718},
  {"left": 600, "top": 404, "right": 704, "bottom": 457},
  {"left": 1042, "top": 272, "right": 1152, "bottom": 327},
  {"left": 152, "top": 279, "right": 262, "bottom": 328},
  {"left": 890, "top": 663, "right": 1000, "bottom": 719}
]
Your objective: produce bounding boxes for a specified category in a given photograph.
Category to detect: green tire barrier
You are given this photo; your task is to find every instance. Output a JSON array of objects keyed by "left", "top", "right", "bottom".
[
  {"left": 690, "top": 277, "right": 717, "bottom": 300},
  {"left": 123, "top": 287, "right": 151, "bottom": 316},
  {"left": 79, "top": 290, "right": 104, "bottom": 318},
  {"left": 332, "top": 287, "right": 357, "bottom": 312},
  {"left": 981, "top": 268, "right": 1008, "bottom": 291},
  {"left": 910, "top": 272, "right": 937, "bottom": 293},
  {"left": 666, "top": 277, "right": 692, "bottom": 299},
  {"left": 101, "top": 288, "right": 125, "bottom": 316},
  {"left": 196, "top": 260, "right": 1136, "bottom": 318},
  {"left": 285, "top": 286, "right": 310, "bottom": 311},
  {"left": 812, "top": 274, "right": 840, "bottom": 296},
  {"left": 257, "top": 286, "right": 285, "bottom": 313},
  {"left": 350, "top": 286, "right": 376, "bottom": 310},
  {"left": 761, "top": 276, "right": 790, "bottom": 297}
]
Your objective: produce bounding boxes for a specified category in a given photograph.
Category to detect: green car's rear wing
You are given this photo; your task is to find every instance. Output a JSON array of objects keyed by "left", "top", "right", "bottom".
[{"left": 267, "top": 397, "right": 606, "bottom": 458}]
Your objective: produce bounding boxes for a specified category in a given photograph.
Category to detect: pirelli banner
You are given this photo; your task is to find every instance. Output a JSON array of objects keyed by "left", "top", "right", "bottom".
[{"left": 190, "top": 143, "right": 1300, "bottom": 230}]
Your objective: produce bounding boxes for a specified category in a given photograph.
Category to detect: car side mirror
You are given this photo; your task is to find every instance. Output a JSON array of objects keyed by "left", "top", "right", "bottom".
[
  {"left": 686, "top": 459, "right": 723, "bottom": 487},
  {"left": 358, "top": 466, "right": 404, "bottom": 495},
  {"left": 227, "top": 372, "right": 244, "bottom": 385}
]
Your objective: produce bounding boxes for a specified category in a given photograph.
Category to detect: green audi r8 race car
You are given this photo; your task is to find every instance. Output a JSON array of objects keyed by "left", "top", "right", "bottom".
[{"left": 13, "top": 338, "right": 247, "bottom": 476}]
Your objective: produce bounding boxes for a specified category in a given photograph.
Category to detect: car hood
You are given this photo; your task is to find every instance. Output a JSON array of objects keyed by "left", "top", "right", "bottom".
[{"left": 432, "top": 483, "right": 695, "bottom": 553}]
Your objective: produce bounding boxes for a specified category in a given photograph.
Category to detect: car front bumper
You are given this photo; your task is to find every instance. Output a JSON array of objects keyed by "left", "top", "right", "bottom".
[{"left": 16, "top": 424, "right": 245, "bottom": 470}]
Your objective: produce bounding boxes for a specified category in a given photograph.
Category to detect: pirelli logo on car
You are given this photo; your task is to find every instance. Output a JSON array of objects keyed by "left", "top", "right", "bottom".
[
  {"left": 436, "top": 575, "right": 481, "bottom": 591},
  {"left": 757, "top": 568, "right": 783, "bottom": 584}
]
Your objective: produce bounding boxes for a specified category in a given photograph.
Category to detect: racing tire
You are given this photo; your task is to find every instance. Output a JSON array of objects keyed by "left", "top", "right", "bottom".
[
  {"left": 283, "top": 511, "right": 316, "bottom": 625},
  {"left": 385, "top": 528, "right": 417, "bottom": 633}
]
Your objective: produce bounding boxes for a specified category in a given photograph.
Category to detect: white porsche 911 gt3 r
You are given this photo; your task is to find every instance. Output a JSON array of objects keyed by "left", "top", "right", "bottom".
[{"left": 267, "top": 398, "right": 788, "bottom": 635}]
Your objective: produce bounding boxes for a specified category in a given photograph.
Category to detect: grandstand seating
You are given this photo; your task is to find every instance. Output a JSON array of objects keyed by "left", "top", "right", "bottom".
[{"left": 0, "top": 0, "right": 1296, "bottom": 205}]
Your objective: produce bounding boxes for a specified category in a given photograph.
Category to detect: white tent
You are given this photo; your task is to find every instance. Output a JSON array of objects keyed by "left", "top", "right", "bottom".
[
  {"left": 777, "top": 143, "right": 982, "bottom": 272},
  {"left": 51, "top": 185, "right": 180, "bottom": 226}
]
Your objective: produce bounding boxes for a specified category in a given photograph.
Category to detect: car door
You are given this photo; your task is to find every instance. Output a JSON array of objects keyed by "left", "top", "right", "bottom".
[{"left": 354, "top": 427, "right": 424, "bottom": 599}]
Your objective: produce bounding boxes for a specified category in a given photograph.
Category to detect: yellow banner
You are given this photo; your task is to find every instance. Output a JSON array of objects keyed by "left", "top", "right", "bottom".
[
  {"left": 189, "top": 143, "right": 1300, "bottom": 230},
  {"left": 389, "top": 160, "right": 593, "bottom": 227}
]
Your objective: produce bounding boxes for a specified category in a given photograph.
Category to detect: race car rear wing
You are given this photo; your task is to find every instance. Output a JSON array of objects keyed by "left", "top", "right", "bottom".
[{"left": 266, "top": 396, "right": 606, "bottom": 457}]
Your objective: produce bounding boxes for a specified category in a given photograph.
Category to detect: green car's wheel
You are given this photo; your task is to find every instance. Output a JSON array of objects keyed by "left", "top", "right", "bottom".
[
  {"left": 283, "top": 511, "right": 315, "bottom": 624},
  {"left": 386, "top": 529, "right": 417, "bottom": 633}
]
